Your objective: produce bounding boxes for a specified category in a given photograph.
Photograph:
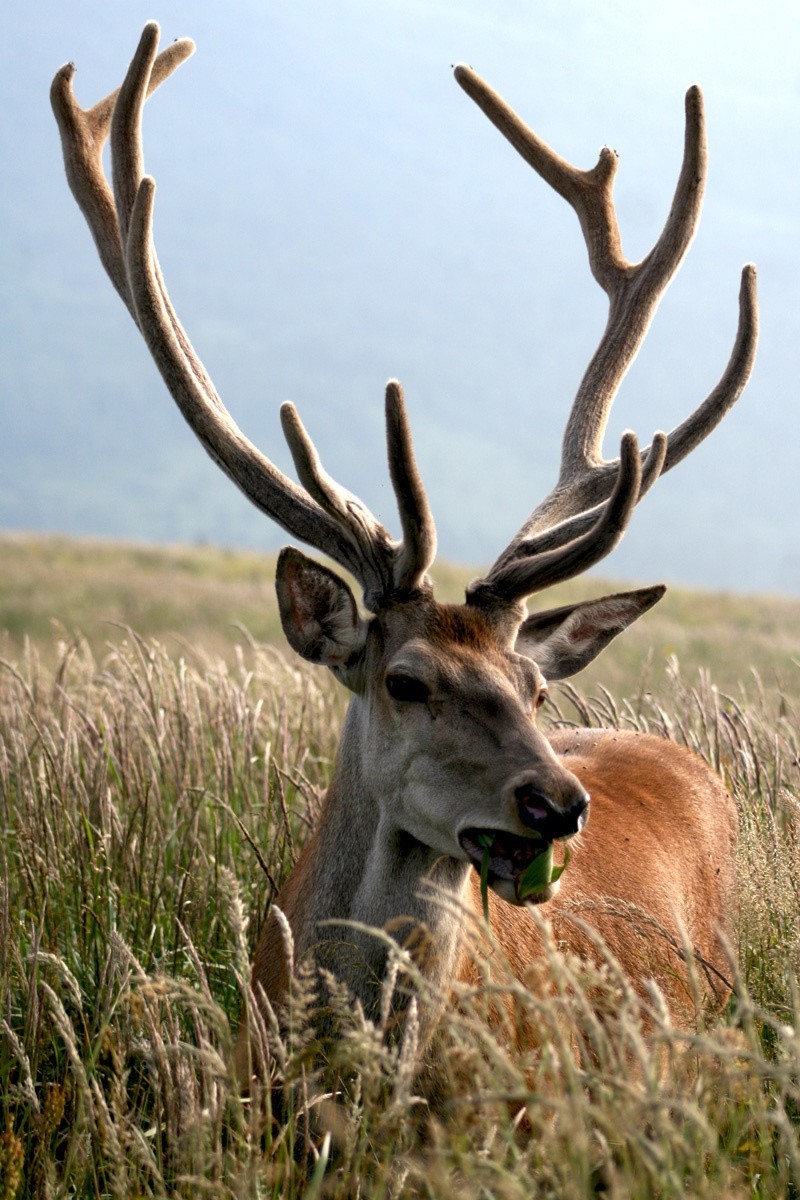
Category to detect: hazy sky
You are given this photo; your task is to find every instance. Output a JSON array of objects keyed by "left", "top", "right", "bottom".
[{"left": 2, "top": 1, "right": 799, "bottom": 594}]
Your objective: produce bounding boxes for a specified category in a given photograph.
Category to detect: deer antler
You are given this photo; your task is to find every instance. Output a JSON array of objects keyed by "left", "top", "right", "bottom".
[
  {"left": 50, "top": 23, "right": 435, "bottom": 611},
  {"left": 454, "top": 66, "right": 758, "bottom": 606}
]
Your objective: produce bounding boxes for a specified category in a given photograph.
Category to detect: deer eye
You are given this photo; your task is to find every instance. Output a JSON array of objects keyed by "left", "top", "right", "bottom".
[
  {"left": 385, "top": 672, "right": 429, "bottom": 704},
  {"left": 535, "top": 688, "right": 549, "bottom": 710}
]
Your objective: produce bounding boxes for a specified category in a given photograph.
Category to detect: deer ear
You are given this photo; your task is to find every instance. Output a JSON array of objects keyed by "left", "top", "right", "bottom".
[
  {"left": 515, "top": 585, "right": 666, "bottom": 681},
  {"left": 276, "top": 548, "right": 369, "bottom": 682}
]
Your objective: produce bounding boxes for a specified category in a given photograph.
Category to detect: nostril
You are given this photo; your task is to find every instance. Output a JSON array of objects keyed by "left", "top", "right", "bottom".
[
  {"left": 515, "top": 782, "right": 550, "bottom": 823},
  {"left": 515, "top": 783, "right": 590, "bottom": 837}
]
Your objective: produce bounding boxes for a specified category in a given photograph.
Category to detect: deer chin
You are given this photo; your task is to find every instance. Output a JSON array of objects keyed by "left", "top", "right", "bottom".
[
  {"left": 492, "top": 875, "right": 561, "bottom": 906},
  {"left": 459, "top": 828, "right": 562, "bottom": 907}
]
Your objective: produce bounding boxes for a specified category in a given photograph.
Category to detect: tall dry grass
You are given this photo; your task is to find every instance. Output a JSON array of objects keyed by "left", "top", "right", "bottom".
[
  {"left": 3, "top": 532, "right": 800, "bottom": 703},
  {"left": 0, "top": 629, "right": 799, "bottom": 1197}
]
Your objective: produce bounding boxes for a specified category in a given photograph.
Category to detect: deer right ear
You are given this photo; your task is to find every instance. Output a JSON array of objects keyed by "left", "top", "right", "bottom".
[{"left": 276, "top": 548, "right": 369, "bottom": 682}]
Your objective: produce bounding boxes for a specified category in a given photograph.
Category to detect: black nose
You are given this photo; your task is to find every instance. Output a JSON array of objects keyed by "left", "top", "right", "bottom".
[{"left": 515, "top": 781, "right": 589, "bottom": 840}]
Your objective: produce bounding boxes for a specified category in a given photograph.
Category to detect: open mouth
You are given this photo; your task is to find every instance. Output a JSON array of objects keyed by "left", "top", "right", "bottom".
[
  {"left": 459, "top": 827, "right": 566, "bottom": 903},
  {"left": 460, "top": 828, "right": 545, "bottom": 881}
]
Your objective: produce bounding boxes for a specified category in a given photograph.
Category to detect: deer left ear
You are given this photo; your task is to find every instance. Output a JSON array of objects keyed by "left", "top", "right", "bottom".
[
  {"left": 515, "top": 585, "right": 666, "bottom": 681},
  {"left": 276, "top": 547, "right": 369, "bottom": 685}
]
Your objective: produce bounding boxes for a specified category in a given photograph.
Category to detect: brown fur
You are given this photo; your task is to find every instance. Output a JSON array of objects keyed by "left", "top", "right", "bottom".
[{"left": 464, "top": 728, "right": 736, "bottom": 1021}]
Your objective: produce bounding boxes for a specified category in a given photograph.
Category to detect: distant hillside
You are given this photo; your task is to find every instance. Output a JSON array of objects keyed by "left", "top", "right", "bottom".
[
  {"left": 2, "top": 532, "right": 798, "bottom": 705},
  {"left": 3, "top": 3, "right": 800, "bottom": 595}
]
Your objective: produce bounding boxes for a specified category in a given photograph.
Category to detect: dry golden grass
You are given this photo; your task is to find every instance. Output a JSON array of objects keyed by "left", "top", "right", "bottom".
[
  {"left": 0, "top": 532, "right": 284, "bottom": 659},
  {"left": 1, "top": 533, "right": 800, "bottom": 1196},
  {"left": 2, "top": 530, "right": 800, "bottom": 703}
]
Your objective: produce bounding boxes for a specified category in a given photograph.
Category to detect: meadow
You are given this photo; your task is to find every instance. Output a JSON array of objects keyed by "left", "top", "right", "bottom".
[{"left": 1, "top": 532, "right": 800, "bottom": 1198}]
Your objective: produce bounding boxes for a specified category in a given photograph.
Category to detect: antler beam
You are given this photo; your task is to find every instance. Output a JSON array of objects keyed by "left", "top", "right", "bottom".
[
  {"left": 454, "top": 66, "right": 758, "bottom": 605},
  {"left": 51, "top": 23, "right": 436, "bottom": 610}
]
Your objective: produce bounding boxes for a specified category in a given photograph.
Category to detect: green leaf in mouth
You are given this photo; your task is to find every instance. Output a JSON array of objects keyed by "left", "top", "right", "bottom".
[
  {"left": 477, "top": 833, "right": 570, "bottom": 918},
  {"left": 478, "top": 832, "right": 493, "bottom": 923},
  {"left": 515, "top": 843, "right": 570, "bottom": 902}
]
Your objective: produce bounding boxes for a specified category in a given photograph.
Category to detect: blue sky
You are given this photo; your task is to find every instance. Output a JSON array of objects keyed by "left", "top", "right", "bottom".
[{"left": 2, "top": 1, "right": 799, "bottom": 592}]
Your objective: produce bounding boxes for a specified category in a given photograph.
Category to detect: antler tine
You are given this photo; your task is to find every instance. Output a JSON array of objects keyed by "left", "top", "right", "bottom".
[
  {"left": 280, "top": 382, "right": 437, "bottom": 604},
  {"left": 50, "top": 32, "right": 195, "bottom": 313},
  {"left": 660, "top": 263, "right": 758, "bottom": 473},
  {"left": 385, "top": 381, "right": 437, "bottom": 595},
  {"left": 52, "top": 22, "right": 430, "bottom": 608},
  {"left": 279, "top": 402, "right": 399, "bottom": 606},
  {"left": 454, "top": 65, "right": 758, "bottom": 605}
]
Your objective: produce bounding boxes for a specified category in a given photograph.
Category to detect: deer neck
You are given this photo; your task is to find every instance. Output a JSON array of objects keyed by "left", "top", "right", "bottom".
[{"left": 298, "top": 700, "right": 472, "bottom": 1021}]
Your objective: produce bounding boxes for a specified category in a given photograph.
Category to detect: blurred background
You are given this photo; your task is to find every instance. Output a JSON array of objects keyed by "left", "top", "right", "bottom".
[{"left": 2, "top": 0, "right": 798, "bottom": 593}]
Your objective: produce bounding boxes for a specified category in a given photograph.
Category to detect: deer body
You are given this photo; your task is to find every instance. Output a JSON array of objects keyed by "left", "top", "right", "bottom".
[
  {"left": 52, "top": 24, "right": 755, "bottom": 1091},
  {"left": 245, "top": 603, "right": 736, "bottom": 1068}
]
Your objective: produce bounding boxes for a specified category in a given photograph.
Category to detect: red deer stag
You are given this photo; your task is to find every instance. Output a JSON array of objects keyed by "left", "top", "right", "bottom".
[{"left": 52, "top": 25, "right": 756, "bottom": 1080}]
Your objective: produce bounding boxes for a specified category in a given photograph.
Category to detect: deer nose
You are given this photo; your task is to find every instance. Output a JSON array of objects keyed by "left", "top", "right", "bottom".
[{"left": 514, "top": 777, "right": 589, "bottom": 840}]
